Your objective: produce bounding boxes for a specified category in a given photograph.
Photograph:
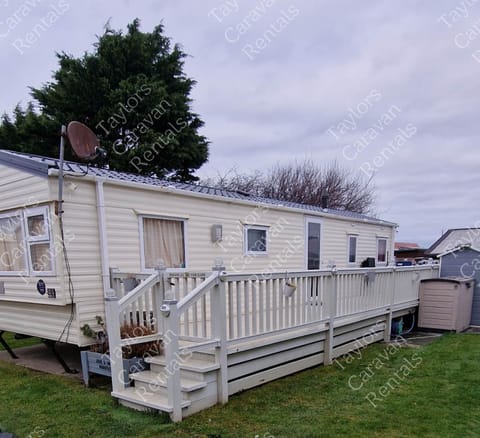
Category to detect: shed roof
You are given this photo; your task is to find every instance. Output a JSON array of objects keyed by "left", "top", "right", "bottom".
[
  {"left": 0, "top": 150, "right": 395, "bottom": 226},
  {"left": 427, "top": 228, "right": 480, "bottom": 255},
  {"left": 394, "top": 242, "right": 421, "bottom": 250},
  {"left": 437, "top": 244, "right": 480, "bottom": 258}
]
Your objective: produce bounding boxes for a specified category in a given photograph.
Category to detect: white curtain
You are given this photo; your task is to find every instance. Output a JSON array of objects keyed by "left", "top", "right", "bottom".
[
  {"left": 0, "top": 217, "right": 26, "bottom": 271},
  {"left": 143, "top": 218, "right": 185, "bottom": 268},
  {"left": 30, "top": 243, "right": 52, "bottom": 271}
]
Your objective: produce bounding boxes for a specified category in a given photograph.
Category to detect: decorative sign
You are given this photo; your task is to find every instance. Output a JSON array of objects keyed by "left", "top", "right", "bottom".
[{"left": 36, "top": 280, "right": 46, "bottom": 295}]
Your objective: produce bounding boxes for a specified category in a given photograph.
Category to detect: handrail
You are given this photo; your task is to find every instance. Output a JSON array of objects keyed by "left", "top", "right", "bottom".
[
  {"left": 120, "top": 333, "right": 161, "bottom": 347},
  {"left": 111, "top": 270, "right": 208, "bottom": 280},
  {"left": 177, "top": 272, "right": 218, "bottom": 312},
  {"left": 178, "top": 338, "right": 221, "bottom": 353},
  {"left": 223, "top": 265, "right": 438, "bottom": 281},
  {"left": 111, "top": 271, "right": 152, "bottom": 281},
  {"left": 117, "top": 272, "right": 159, "bottom": 309}
]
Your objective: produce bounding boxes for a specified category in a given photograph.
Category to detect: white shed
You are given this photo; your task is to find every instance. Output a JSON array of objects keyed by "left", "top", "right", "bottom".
[{"left": 0, "top": 150, "right": 396, "bottom": 346}]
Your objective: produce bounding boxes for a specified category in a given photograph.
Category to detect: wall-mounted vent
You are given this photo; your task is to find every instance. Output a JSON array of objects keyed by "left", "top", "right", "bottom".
[{"left": 211, "top": 224, "right": 223, "bottom": 243}]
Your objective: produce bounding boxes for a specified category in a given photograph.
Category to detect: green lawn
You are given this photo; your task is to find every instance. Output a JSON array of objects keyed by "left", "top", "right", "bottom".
[
  {"left": 0, "top": 334, "right": 479, "bottom": 437},
  {"left": 0, "top": 332, "right": 41, "bottom": 351}
]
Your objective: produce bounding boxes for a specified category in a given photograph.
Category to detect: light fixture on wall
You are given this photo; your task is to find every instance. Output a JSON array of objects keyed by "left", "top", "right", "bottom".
[{"left": 214, "top": 258, "right": 224, "bottom": 270}]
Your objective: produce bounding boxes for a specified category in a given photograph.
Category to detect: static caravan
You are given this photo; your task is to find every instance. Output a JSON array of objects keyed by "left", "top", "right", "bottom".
[{"left": 0, "top": 150, "right": 396, "bottom": 346}]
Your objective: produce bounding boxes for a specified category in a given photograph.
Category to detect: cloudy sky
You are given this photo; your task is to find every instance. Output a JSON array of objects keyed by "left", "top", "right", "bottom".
[{"left": 1, "top": 0, "right": 479, "bottom": 247}]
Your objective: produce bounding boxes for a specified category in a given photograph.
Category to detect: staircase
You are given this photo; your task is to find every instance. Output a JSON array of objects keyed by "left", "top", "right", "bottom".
[{"left": 112, "top": 349, "right": 220, "bottom": 417}]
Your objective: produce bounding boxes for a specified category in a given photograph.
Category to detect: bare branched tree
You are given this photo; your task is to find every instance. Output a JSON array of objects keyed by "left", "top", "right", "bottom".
[{"left": 203, "top": 160, "right": 376, "bottom": 215}]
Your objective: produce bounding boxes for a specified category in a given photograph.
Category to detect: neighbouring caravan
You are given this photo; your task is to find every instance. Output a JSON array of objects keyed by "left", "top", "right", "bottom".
[{"left": 0, "top": 150, "right": 396, "bottom": 346}]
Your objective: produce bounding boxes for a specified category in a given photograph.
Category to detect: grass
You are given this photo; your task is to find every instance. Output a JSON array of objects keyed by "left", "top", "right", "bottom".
[
  {"left": 0, "top": 332, "right": 41, "bottom": 350},
  {"left": 0, "top": 334, "right": 479, "bottom": 437}
]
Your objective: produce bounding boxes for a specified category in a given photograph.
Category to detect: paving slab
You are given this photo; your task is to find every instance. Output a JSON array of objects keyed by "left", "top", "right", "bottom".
[{"left": 0, "top": 343, "right": 82, "bottom": 379}]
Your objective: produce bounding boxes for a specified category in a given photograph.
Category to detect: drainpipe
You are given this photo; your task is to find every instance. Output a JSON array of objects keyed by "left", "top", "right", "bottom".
[
  {"left": 96, "top": 179, "right": 110, "bottom": 295},
  {"left": 97, "top": 179, "right": 125, "bottom": 392}
]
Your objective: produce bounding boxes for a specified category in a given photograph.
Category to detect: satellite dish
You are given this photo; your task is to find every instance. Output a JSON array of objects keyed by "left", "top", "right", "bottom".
[
  {"left": 57, "top": 122, "right": 106, "bottom": 220},
  {"left": 66, "top": 121, "right": 101, "bottom": 161}
]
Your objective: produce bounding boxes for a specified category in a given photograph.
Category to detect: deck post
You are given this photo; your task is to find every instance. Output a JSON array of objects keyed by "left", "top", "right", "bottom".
[
  {"left": 324, "top": 267, "right": 337, "bottom": 365},
  {"left": 109, "top": 267, "right": 120, "bottom": 291},
  {"left": 162, "top": 299, "right": 182, "bottom": 422},
  {"left": 154, "top": 266, "right": 167, "bottom": 334},
  {"left": 211, "top": 261, "right": 228, "bottom": 404},
  {"left": 104, "top": 291, "right": 125, "bottom": 394},
  {"left": 384, "top": 267, "right": 396, "bottom": 342}
]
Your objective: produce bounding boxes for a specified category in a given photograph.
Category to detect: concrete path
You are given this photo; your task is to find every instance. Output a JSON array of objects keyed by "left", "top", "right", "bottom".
[{"left": 0, "top": 343, "right": 82, "bottom": 379}]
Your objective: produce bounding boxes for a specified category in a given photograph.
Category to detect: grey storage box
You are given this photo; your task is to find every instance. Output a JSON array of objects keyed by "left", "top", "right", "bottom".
[{"left": 418, "top": 277, "right": 474, "bottom": 332}]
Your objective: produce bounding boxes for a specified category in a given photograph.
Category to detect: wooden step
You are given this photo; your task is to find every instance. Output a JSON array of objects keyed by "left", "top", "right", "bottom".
[
  {"left": 145, "top": 355, "right": 220, "bottom": 373},
  {"left": 112, "top": 387, "right": 190, "bottom": 413},
  {"left": 189, "top": 351, "right": 216, "bottom": 363},
  {"left": 130, "top": 370, "right": 207, "bottom": 392}
]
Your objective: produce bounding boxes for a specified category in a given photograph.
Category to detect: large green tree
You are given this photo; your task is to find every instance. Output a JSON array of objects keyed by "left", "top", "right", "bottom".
[{"left": 0, "top": 19, "right": 208, "bottom": 181}]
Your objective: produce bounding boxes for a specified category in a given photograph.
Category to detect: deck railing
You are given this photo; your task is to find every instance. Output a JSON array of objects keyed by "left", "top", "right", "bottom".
[{"left": 105, "top": 263, "right": 439, "bottom": 422}]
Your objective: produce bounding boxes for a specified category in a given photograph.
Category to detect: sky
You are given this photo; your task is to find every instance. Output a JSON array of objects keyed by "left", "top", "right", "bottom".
[{"left": 1, "top": 0, "right": 480, "bottom": 247}]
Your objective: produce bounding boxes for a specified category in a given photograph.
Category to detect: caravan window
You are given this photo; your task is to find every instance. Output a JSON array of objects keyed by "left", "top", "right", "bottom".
[
  {"left": 348, "top": 235, "right": 358, "bottom": 264},
  {"left": 25, "top": 208, "right": 53, "bottom": 273},
  {"left": 0, "top": 214, "right": 27, "bottom": 273},
  {"left": 244, "top": 226, "right": 268, "bottom": 255},
  {"left": 0, "top": 206, "right": 53, "bottom": 275},
  {"left": 141, "top": 217, "right": 186, "bottom": 269},
  {"left": 377, "top": 238, "right": 388, "bottom": 264}
]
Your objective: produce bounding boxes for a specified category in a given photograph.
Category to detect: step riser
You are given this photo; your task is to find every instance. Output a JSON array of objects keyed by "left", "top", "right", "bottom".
[
  {"left": 133, "top": 380, "right": 181, "bottom": 400},
  {"left": 189, "top": 351, "right": 216, "bottom": 363},
  {"left": 148, "top": 364, "right": 208, "bottom": 382},
  {"left": 183, "top": 393, "right": 219, "bottom": 417},
  {"left": 132, "top": 379, "right": 217, "bottom": 403},
  {"left": 112, "top": 388, "right": 191, "bottom": 413},
  {"left": 118, "top": 398, "right": 158, "bottom": 413},
  {"left": 151, "top": 366, "right": 218, "bottom": 385}
]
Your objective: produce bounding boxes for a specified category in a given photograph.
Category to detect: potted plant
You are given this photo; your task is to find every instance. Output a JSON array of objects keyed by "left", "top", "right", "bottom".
[{"left": 80, "top": 316, "right": 162, "bottom": 387}]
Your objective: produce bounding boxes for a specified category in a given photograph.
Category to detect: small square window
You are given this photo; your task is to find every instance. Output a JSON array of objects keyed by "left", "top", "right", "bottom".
[
  {"left": 30, "top": 243, "right": 53, "bottom": 272},
  {"left": 25, "top": 207, "right": 53, "bottom": 274},
  {"left": 245, "top": 226, "right": 268, "bottom": 254},
  {"left": 27, "top": 214, "right": 47, "bottom": 239}
]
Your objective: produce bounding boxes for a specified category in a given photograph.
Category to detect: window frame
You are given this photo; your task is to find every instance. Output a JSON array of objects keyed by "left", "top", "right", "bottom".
[
  {"left": 244, "top": 225, "right": 269, "bottom": 256},
  {"left": 24, "top": 206, "right": 55, "bottom": 276},
  {"left": 305, "top": 217, "right": 322, "bottom": 270},
  {"left": 377, "top": 238, "right": 388, "bottom": 265},
  {"left": 0, "top": 206, "right": 55, "bottom": 277},
  {"left": 347, "top": 234, "right": 358, "bottom": 265},
  {"left": 139, "top": 215, "right": 188, "bottom": 272},
  {"left": 0, "top": 211, "right": 29, "bottom": 276}
]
